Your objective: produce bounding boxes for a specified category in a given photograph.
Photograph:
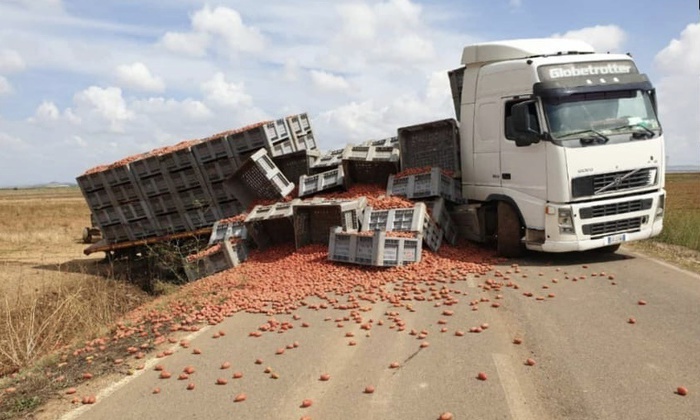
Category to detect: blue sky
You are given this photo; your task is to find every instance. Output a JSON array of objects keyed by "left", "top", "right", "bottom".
[{"left": 0, "top": 0, "right": 698, "bottom": 186}]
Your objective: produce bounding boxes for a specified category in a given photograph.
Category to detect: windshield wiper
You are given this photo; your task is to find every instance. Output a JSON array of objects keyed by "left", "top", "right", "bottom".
[
  {"left": 558, "top": 128, "right": 609, "bottom": 145},
  {"left": 558, "top": 129, "right": 609, "bottom": 144},
  {"left": 609, "top": 123, "right": 656, "bottom": 139}
]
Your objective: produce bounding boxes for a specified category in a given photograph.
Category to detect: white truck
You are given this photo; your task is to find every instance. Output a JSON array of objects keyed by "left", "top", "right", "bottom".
[{"left": 444, "top": 38, "right": 665, "bottom": 256}]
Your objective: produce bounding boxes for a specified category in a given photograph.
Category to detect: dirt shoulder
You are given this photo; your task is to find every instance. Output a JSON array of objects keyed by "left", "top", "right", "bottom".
[{"left": 624, "top": 241, "right": 700, "bottom": 276}]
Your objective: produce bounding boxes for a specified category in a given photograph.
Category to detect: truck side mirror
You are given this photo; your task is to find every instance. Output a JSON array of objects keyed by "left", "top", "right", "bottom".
[{"left": 512, "top": 100, "right": 541, "bottom": 147}]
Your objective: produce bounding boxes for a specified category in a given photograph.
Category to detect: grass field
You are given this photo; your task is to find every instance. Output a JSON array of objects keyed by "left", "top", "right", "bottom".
[
  {"left": 654, "top": 173, "right": 700, "bottom": 251},
  {"left": 0, "top": 187, "right": 150, "bottom": 379}
]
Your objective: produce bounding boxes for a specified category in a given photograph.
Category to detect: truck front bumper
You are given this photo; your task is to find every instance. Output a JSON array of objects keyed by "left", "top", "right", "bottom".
[{"left": 526, "top": 189, "right": 665, "bottom": 253}]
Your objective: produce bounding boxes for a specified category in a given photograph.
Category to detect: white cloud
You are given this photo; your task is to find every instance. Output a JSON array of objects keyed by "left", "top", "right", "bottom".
[
  {"left": 552, "top": 25, "right": 627, "bottom": 53},
  {"left": 160, "top": 32, "right": 210, "bottom": 57},
  {"left": 131, "top": 97, "right": 213, "bottom": 121},
  {"left": 331, "top": 0, "right": 436, "bottom": 68},
  {"left": 0, "top": 49, "right": 25, "bottom": 73},
  {"left": 35, "top": 100, "right": 60, "bottom": 121},
  {"left": 160, "top": 5, "right": 264, "bottom": 57},
  {"left": 509, "top": 0, "right": 523, "bottom": 8},
  {"left": 115, "top": 62, "right": 165, "bottom": 93},
  {"left": 654, "top": 22, "right": 700, "bottom": 166},
  {"left": 73, "top": 86, "right": 133, "bottom": 132},
  {"left": 0, "top": 131, "right": 26, "bottom": 150},
  {"left": 309, "top": 70, "right": 351, "bottom": 93},
  {"left": 0, "top": 76, "right": 11, "bottom": 95},
  {"left": 201, "top": 72, "right": 252, "bottom": 108}
]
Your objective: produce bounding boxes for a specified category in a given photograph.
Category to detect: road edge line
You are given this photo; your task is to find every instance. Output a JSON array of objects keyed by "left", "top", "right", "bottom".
[{"left": 492, "top": 353, "right": 533, "bottom": 420}]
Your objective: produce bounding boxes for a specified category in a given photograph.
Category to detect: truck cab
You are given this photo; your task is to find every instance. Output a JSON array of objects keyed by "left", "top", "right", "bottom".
[{"left": 450, "top": 39, "right": 665, "bottom": 255}]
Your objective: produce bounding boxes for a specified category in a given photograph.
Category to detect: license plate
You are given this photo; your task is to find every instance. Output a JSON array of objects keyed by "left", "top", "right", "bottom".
[{"left": 605, "top": 233, "right": 627, "bottom": 245}]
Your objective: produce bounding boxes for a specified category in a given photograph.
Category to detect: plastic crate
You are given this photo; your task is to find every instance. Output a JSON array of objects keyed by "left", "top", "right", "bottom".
[
  {"left": 386, "top": 167, "right": 461, "bottom": 202},
  {"left": 360, "top": 136, "right": 399, "bottom": 148},
  {"left": 208, "top": 220, "right": 247, "bottom": 246},
  {"left": 343, "top": 145, "right": 400, "bottom": 162},
  {"left": 184, "top": 207, "right": 221, "bottom": 230},
  {"left": 191, "top": 135, "right": 233, "bottom": 164},
  {"left": 159, "top": 147, "right": 197, "bottom": 172},
  {"left": 245, "top": 199, "right": 301, "bottom": 223},
  {"left": 200, "top": 157, "right": 241, "bottom": 183},
  {"left": 109, "top": 182, "right": 141, "bottom": 204},
  {"left": 309, "top": 148, "right": 346, "bottom": 173},
  {"left": 84, "top": 188, "right": 114, "bottom": 211},
  {"left": 449, "top": 203, "right": 487, "bottom": 243},
  {"left": 270, "top": 138, "right": 297, "bottom": 157},
  {"left": 138, "top": 173, "right": 171, "bottom": 197},
  {"left": 102, "top": 165, "right": 132, "bottom": 187},
  {"left": 101, "top": 223, "right": 131, "bottom": 243},
  {"left": 298, "top": 165, "right": 349, "bottom": 197},
  {"left": 292, "top": 197, "right": 367, "bottom": 249},
  {"left": 184, "top": 240, "right": 249, "bottom": 281},
  {"left": 245, "top": 216, "right": 295, "bottom": 249},
  {"left": 208, "top": 180, "right": 238, "bottom": 203},
  {"left": 421, "top": 213, "right": 444, "bottom": 252},
  {"left": 327, "top": 228, "right": 422, "bottom": 267},
  {"left": 293, "top": 132, "right": 318, "bottom": 151},
  {"left": 422, "top": 198, "right": 458, "bottom": 245},
  {"left": 130, "top": 155, "right": 163, "bottom": 178},
  {"left": 167, "top": 167, "right": 205, "bottom": 192},
  {"left": 156, "top": 212, "right": 189, "bottom": 235},
  {"left": 76, "top": 171, "right": 106, "bottom": 193},
  {"left": 398, "top": 119, "right": 461, "bottom": 175},
  {"left": 343, "top": 160, "right": 398, "bottom": 186},
  {"left": 148, "top": 193, "right": 179, "bottom": 216},
  {"left": 362, "top": 202, "right": 443, "bottom": 252},
  {"left": 226, "top": 119, "right": 291, "bottom": 155},
  {"left": 225, "top": 149, "right": 295, "bottom": 209},
  {"left": 272, "top": 150, "right": 320, "bottom": 185},
  {"left": 216, "top": 199, "right": 244, "bottom": 219},
  {"left": 127, "top": 217, "right": 160, "bottom": 240},
  {"left": 119, "top": 201, "right": 151, "bottom": 222},
  {"left": 94, "top": 206, "right": 121, "bottom": 227},
  {"left": 176, "top": 186, "right": 212, "bottom": 211},
  {"left": 361, "top": 203, "right": 427, "bottom": 232},
  {"left": 286, "top": 113, "right": 311, "bottom": 137}
]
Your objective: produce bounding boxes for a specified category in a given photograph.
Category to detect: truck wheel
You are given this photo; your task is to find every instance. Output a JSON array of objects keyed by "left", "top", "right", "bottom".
[
  {"left": 497, "top": 201, "right": 523, "bottom": 258},
  {"left": 595, "top": 244, "right": 621, "bottom": 253},
  {"left": 82, "top": 227, "right": 93, "bottom": 244}
]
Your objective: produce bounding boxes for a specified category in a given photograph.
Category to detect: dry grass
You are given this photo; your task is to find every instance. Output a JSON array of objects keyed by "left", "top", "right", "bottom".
[
  {"left": 654, "top": 173, "right": 700, "bottom": 252},
  {"left": 0, "top": 187, "right": 151, "bottom": 376}
]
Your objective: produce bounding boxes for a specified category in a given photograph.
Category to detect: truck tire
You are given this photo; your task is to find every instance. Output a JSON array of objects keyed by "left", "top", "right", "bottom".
[
  {"left": 82, "top": 227, "right": 92, "bottom": 244},
  {"left": 497, "top": 201, "right": 523, "bottom": 258}
]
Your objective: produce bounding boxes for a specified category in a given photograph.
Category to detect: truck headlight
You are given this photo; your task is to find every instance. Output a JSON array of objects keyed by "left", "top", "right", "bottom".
[
  {"left": 558, "top": 208, "right": 574, "bottom": 234},
  {"left": 655, "top": 193, "right": 665, "bottom": 220}
]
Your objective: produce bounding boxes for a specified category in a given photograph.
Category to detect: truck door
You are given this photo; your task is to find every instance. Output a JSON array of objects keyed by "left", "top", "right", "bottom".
[
  {"left": 473, "top": 100, "right": 501, "bottom": 188},
  {"left": 500, "top": 97, "right": 547, "bottom": 229}
]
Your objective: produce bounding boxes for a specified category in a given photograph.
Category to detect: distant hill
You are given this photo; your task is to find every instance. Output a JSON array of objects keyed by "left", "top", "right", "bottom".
[
  {"left": 0, "top": 182, "right": 78, "bottom": 190},
  {"left": 667, "top": 165, "right": 700, "bottom": 173}
]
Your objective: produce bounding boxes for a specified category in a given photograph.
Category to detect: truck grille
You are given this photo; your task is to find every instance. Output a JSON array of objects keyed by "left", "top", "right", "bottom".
[
  {"left": 579, "top": 198, "right": 653, "bottom": 220},
  {"left": 582, "top": 216, "right": 645, "bottom": 238},
  {"left": 572, "top": 168, "right": 656, "bottom": 197}
]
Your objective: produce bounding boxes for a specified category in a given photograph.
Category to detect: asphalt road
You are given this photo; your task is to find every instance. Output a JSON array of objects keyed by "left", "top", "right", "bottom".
[{"left": 60, "top": 248, "right": 700, "bottom": 420}]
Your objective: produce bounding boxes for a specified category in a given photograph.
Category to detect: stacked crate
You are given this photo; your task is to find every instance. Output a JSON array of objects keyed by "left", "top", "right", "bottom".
[
  {"left": 360, "top": 202, "right": 443, "bottom": 252},
  {"left": 327, "top": 228, "right": 422, "bottom": 267},
  {"left": 397, "top": 118, "right": 461, "bottom": 176},
  {"left": 292, "top": 197, "right": 367, "bottom": 249},
  {"left": 78, "top": 113, "right": 315, "bottom": 245},
  {"left": 341, "top": 144, "right": 400, "bottom": 185}
]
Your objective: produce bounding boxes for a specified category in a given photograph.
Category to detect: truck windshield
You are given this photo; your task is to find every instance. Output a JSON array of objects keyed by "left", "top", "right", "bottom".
[{"left": 543, "top": 90, "right": 660, "bottom": 141}]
